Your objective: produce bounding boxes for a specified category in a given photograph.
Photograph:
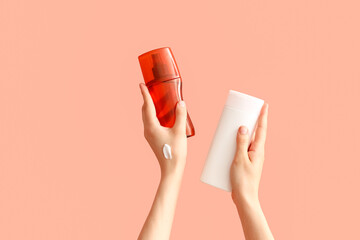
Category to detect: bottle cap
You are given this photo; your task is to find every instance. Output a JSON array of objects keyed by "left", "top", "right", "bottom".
[
  {"left": 225, "top": 90, "right": 264, "bottom": 114},
  {"left": 138, "top": 47, "right": 181, "bottom": 85}
]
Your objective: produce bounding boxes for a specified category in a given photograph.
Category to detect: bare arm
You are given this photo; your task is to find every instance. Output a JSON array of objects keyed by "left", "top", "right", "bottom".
[
  {"left": 138, "top": 83, "right": 188, "bottom": 240},
  {"left": 230, "top": 103, "right": 274, "bottom": 240},
  {"left": 138, "top": 172, "right": 183, "bottom": 240}
]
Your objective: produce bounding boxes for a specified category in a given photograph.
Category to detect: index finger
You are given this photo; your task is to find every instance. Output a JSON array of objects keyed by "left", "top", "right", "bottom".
[
  {"left": 249, "top": 103, "right": 268, "bottom": 152},
  {"left": 139, "top": 83, "right": 160, "bottom": 127}
]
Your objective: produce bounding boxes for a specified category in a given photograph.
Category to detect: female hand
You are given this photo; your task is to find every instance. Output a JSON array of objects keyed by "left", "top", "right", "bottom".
[
  {"left": 229, "top": 103, "right": 273, "bottom": 240},
  {"left": 138, "top": 83, "right": 189, "bottom": 240},
  {"left": 139, "top": 83, "right": 188, "bottom": 178},
  {"left": 230, "top": 103, "right": 269, "bottom": 205}
]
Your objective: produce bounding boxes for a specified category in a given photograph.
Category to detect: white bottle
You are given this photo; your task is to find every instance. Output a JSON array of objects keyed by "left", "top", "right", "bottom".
[{"left": 200, "top": 90, "right": 264, "bottom": 192}]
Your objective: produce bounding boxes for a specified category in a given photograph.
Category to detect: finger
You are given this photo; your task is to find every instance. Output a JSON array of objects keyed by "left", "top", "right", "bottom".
[
  {"left": 139, "top": 83, "right": 160, "bottom": 126},
  {"left": 172, "top": 101, "right": 187, "bottom": 135},
  {"left": 249, "top": 103, "right": 268, "bottom": 152},
  {"left": 234, "top": 126, "right": 250, "bottom": 162}
]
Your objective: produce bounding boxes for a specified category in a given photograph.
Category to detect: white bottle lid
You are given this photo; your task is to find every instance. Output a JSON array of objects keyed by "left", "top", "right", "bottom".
[{"left": 225, "top": 90, "right": 264, "bottom": 113}]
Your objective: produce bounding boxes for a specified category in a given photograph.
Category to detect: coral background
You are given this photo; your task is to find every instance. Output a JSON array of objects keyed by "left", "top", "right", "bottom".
[{"left": 1, "top": 0, "right": 359, "bottom": 239}]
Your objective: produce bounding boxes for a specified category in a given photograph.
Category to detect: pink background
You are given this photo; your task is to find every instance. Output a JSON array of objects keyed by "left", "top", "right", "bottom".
[{"left": 1, "top": 0, "right": 360, "bottom": 239}]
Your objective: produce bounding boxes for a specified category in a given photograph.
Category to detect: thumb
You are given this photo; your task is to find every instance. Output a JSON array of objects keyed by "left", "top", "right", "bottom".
[
  {"left": 235, "top": 126, "right": 250, "bottom": 161},
  {"left": 172, "top": 101, "right": 187, "bottom": 134}
]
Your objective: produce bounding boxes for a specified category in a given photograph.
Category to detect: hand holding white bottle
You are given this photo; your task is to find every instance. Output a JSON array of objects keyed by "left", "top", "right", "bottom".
[{"left": 201, "top": 90, "right": 264, "bottom": 191}]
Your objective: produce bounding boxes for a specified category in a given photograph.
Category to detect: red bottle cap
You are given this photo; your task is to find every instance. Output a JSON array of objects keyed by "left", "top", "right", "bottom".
[{"left": 138, "top": 47, "right": 181, "bottom": 85}]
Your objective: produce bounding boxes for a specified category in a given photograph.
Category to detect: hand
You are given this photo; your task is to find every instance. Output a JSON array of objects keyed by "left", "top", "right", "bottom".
[
  {"left": 230, "top": 103, "right": 273, "bottom": 240},
  {"left": 230, "top": 103, "right": 269, "bottom": 205},
  {"left": 139, "top": 83, "right": 188, "bottom": 179},
  {"left": 138, "top": 83, "right": 188, "bottom": 240}
]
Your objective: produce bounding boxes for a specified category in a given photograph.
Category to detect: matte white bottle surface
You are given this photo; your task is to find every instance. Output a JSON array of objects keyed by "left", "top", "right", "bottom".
[{"left": 201, "top": 90, "right": 264, "bottom": 191}]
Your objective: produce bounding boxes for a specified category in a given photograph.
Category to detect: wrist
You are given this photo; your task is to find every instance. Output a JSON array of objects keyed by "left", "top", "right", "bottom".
[
  {"left": 160, "top": 157, "right": 186, "bottom": 180},
  {"left": 236, "top": 196, "right": 261, "bottom": 216},
  {"left": 160, "top": 167, "right": 184, "bottom": 185},
  {"left": 233, "top": 191, "right": 260, "bottom": 210}
]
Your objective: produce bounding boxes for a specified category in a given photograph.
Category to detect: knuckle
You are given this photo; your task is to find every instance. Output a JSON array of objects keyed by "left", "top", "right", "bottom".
[
  {"left": 147, "top": 126, "right": 156, "bottom": 134},
  {"left": 235, "top": 148, "right": 248, "bottom": 160},
  {"left": 232, "top": 155, "right": 246, "bottom": 167},
  {"left": 233, "top": 157, "right": 241, "bottom": 165},
  {"left": 144, "top": 126, "right": 156, "bottom": 138},
  {"left": 237, "top": 137, "right": 248, "bottom": 146},
  {"left": 172, "top": 128, "right": 180, "bottom": 134},
  {"left": 143, "top": 129, "right": 149, "bottom": 139},
  {"left": 141, "top": 104, "right": 147, "bottom": 113}
]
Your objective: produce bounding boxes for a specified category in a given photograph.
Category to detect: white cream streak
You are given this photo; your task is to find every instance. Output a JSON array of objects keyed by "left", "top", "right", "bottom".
[{"left": 162, "top": 144, "right": 172, "bottom": 160}]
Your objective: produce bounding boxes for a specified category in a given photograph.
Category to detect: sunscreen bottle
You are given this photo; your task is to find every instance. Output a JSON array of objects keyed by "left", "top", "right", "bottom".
[{"left": 201, "top": 90, "right": 264, "bottom": 191}]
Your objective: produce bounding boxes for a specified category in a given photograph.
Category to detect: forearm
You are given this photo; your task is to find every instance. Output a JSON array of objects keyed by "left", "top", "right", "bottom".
[
  {"left": 235, "top": 196, "right": 274, "bottom": 240},
  {"left": 138, "top": 170, "right": 183, "bottom": 240}
]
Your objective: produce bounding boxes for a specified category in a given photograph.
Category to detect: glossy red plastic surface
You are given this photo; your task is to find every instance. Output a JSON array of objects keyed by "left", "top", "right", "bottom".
[{"left": 138, "top": 47, "right": 195, "bottom": 137}]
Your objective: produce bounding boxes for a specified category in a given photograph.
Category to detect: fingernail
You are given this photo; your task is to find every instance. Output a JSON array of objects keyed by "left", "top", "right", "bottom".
[
  {"left": 239, "top": 126, "right": 248, "bottom": 135},
  {"left": 178, "top": 101, "right": 185, "bottom": 107}
]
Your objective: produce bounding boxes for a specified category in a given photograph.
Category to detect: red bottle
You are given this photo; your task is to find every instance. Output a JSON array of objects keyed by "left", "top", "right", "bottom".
[{"left": 138, "top": 47, "right": 195, "bottom": 137}]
